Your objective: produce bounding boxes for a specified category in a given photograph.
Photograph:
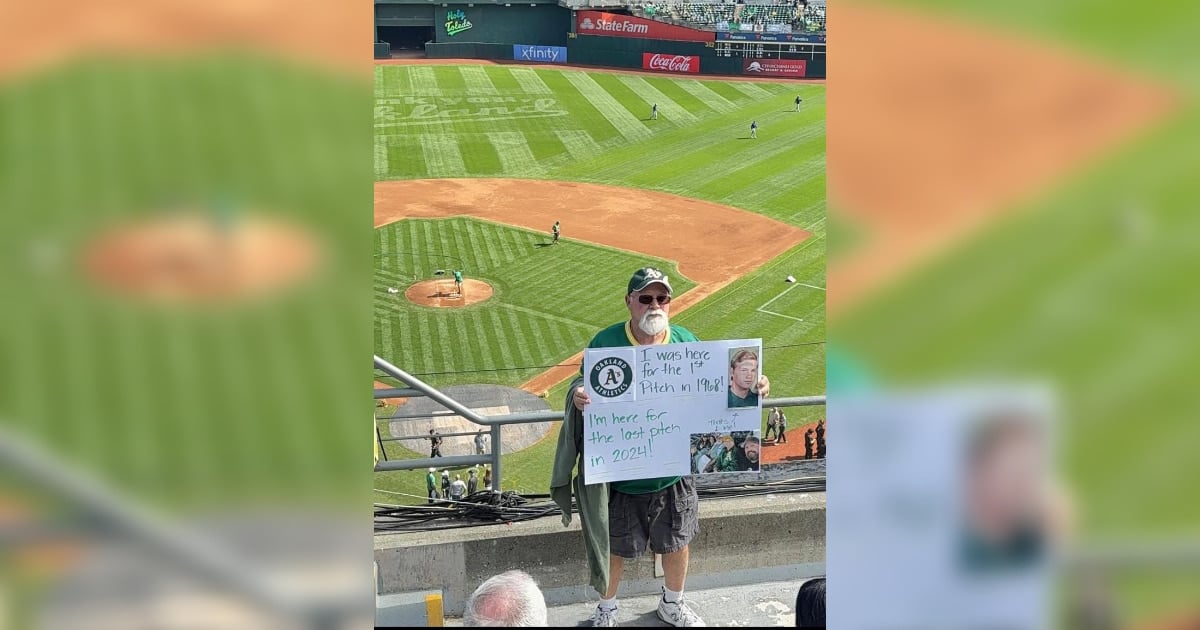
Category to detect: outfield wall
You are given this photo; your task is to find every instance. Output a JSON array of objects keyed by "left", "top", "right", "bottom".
[{"left": 379, "top": 3, "right": 826, "bottom": 78}]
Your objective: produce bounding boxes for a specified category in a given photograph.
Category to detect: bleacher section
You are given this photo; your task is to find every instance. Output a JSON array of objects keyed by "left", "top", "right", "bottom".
[
  {"left": 675, "top": 3, "right": 737, "bottom": 27},
  {"left": 618, "top": 0, "right": 825, "bottom": 36}
]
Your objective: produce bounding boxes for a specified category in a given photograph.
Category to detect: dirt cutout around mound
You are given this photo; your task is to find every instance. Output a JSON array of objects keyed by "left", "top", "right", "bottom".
[
  {"left": 404, "top": 279, "right": 494, "bottom": 308},
  {"left": 83, "top": 212, "right": 321, "bottom": 305},
  {"left": 375, "top": 178, "right": 809, "bottom": 395}
]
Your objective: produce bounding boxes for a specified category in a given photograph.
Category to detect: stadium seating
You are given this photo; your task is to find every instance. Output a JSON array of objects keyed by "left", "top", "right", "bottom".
[
  {"left": 674, "top": 3, "right": 736, "bottom": 27},
  {"left": 629, "top": 0, "right": 823, "bottom": 36}
]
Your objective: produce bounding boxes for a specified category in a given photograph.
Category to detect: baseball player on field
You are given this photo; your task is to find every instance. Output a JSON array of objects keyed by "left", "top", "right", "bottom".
[
  {"left": 750, "top": 120, "right": 758, "bottom": 139},
  {"left": 651, "top": 103, "right": 658, "bottom": 120},
  {"left": 552, "top": 220, "right": 561, "bottom": 245},
  {"left": 795, "top": 95, "right": 802, "bottom": 112}
]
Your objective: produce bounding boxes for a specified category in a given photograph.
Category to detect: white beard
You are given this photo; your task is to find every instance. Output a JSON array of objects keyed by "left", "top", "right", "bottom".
[{"left": 638, "top": 310, "right": 669, "bottom": 336}]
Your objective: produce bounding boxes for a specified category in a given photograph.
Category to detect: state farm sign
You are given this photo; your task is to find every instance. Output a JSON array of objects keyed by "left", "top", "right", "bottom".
[
  {"left": 576, "top": 11, "right": 713, "bottom": 43},
  {"left": 742, "top": 58, "right": 807, "bottom": 78},
  {"left": 642, "top": 53, "right": 700, "bottom": 74}
]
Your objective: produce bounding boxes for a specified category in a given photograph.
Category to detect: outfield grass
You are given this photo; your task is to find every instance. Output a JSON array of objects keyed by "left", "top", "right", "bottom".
[
  {"left": 2, "top": 55, "right": 370, "bottom": 511},
  {"left": 374, "top": 65, "right": 826, "bottom": 505}
]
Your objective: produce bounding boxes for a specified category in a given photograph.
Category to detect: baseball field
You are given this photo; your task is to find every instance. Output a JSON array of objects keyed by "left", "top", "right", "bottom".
[{"left": 373, "top": 62, "right": 826, "bottom": 503}]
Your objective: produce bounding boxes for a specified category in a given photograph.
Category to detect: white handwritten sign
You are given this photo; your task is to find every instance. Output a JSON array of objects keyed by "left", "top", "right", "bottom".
[{"left": 582, "top": 339, "right": 762, "bottom": 484}]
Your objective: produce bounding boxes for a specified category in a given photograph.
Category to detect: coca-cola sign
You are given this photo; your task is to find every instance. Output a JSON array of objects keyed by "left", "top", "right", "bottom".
[
  {"left": 576, "top": 11, "right": 713, "bottom": 43},
  {"left": 642, "top": 53, "right": 701, "bottom": 74},
  {"left": 742, "top": 58, "right": 807, "bottom": 77}
]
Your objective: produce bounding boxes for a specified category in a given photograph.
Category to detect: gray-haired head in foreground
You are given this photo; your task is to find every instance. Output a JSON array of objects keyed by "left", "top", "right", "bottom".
[{"left": 463, "top": 570, "right": 548, "bottom": 627}]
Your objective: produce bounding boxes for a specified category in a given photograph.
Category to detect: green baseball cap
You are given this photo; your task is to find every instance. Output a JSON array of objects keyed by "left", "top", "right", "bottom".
[{"left": 627, "top": 267, "right": 673, "bottom": 295}]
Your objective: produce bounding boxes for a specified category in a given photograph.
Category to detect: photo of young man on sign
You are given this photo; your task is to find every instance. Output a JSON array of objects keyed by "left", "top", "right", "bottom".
[{"left": 727, "top": 347, "right": 761, "bottom": 409}]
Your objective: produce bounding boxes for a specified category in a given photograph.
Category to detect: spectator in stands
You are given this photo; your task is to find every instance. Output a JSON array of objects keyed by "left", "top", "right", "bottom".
[
  {"left": 794, "top": 577, "right": 825, "bottom": 628},
  {"left": 556, "top": 266, "right": 772, "bottom": 627},
  {"left": 464, "top": 570, "right": 549, "bottom": 627},
  {"left": 468, "top": 468, "right": 480, "bottom": 495},
  {"left": 450, "top": 474, "right": 468, "bottom": 501}
]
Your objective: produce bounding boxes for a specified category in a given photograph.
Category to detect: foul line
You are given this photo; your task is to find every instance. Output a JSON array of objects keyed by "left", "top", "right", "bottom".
[{"left": 757, "top": 282, "right": 825, "bottom": 322}]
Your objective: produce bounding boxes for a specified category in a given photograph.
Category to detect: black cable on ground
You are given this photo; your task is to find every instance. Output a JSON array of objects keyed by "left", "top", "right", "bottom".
[{"left": 374, "top": 478, "right": 825, "bottom": 533}]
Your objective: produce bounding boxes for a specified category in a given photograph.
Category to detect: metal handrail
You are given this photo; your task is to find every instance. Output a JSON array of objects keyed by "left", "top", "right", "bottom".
[{"left": 373, "top": 355, "right": 826, "bottom": 487}]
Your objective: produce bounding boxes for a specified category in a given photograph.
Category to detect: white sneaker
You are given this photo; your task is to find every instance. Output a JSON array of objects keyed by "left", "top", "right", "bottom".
[
  {"left": 592, "top": 605, "right": 619, "bottom": 627},
  {"left": 657, "top": 595, "right": 706, "bottom": 627}
]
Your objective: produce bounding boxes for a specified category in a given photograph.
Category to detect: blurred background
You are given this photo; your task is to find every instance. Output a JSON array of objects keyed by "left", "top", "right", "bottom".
[
  {"left": 0, "top": 0, "right": 373, "bottom": 627},
  {"left": 829, "top": 0, "right": 1199, "bottom": 627},
  {"left": 4, "top": 0, "right": 1200, "bottom": 626}
]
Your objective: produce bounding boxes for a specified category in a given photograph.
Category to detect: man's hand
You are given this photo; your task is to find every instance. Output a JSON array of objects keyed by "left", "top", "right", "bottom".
[
  {"left": 573, "top": 386, "right": 591, "bottom": 411},
  {"left": 757, "top": 374, "right": 771, "bottom": 399}
]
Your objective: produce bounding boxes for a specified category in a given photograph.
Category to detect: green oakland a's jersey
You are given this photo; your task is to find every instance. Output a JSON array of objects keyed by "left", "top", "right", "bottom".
[{"left": 584, "top": 320, "right": 699, "bottom": 495}]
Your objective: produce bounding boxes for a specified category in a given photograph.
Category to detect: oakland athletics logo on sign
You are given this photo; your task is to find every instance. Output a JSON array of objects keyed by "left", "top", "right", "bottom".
[{"left": 590, "top": 357, "right": 633, "bottom": 398}]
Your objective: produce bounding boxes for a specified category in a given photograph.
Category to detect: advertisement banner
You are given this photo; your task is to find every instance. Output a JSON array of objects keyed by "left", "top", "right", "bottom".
[
  {"left": 716, "top": 31, "right": 827, "bottom": 43},
  {"left": 513, "top": 44, "right": 567, "bottom": 63},
  {"left": 742, "top": 58, "right": 807, "bottom": 78},
  {"left": 576, "top": 11, "right": 713, "bottom": 43},
  {"left": 641, "top": 53, "right": 701, "bottom": 74}
]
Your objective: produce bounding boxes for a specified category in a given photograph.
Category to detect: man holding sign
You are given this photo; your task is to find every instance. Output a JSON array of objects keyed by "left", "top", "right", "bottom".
[{"left": 566, "top": 267, "right": 771, "bottom": 627}]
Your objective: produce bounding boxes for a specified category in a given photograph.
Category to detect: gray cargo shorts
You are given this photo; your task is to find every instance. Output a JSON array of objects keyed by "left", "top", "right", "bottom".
[{"left": 608, "top": 476, "right": 699, "bottom": 559}]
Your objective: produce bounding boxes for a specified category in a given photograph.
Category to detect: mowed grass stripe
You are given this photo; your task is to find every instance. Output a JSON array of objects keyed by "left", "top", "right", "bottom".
[
  {"left": 487, "top": 309, "right": 519, "bottom": 369},
  {"left": 703, "top": 80, "right": 756, "bottom": 105},
  {"left": 536, "top": 71, "right": 622, "bottom": 143},
  {"left": 653, "top": 121, "right": 825, "bottom": 196},
  {"left": 375, "top": 65, "right": 413, "bottom": 97},
  {"left": 561, "top": 71, "right": 652, "bottom": 142},
  {"left": 459, "top": 66, "right": 500, "bottom": 94},
  {"left": 420, "top": 133, "right": 467, "bottom": 177},
  {"left": 763, "top": 171, "right": 825, "bottom": 216},
  {"left": 508, "top": 67, "right": 554, "bottom": 94},
  {"left": 677, "top": 79, "right": 738, "bottom": 112},
  {"left": 431, "top": 66, "right": 467, "bottom": 93},
  {"left": 486, "top": 131, "right": 545, "bottom": 176},
  {"left": 726, "top": 81, "right": 776, "bottom": 100},
  {"left": 554, "top": 129, "right": 602, "bottom": 162},
  {"left": 407, "top": 66, "right": 442, "bottom": 97},
  {"left": 613, "top": 75, "right": 698, "bottom": 124},
  {"left": 374, "top": 136, "right": 389, "bottom": 178},
  {"left": 384, "top": 136, "right": 429, "bottom": 179},
  {"left": 649, "top": 78, "right": 722, "bottom": 118},
  {"left": 711, "top": 149, "right": 826, "bottom": 215},
  {"left": 458, "top": 134, "right": 503, "bottom": 175}
]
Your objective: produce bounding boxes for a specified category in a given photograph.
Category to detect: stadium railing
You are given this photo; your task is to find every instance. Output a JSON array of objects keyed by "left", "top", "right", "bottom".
[{"left": 373, "top": 354, "right": 827, "bottom": 491}]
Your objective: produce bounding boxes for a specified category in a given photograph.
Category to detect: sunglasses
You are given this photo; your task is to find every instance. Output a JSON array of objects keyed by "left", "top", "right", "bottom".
[{"left": 636, "top": 294, "right": 672, "bottom": 305}]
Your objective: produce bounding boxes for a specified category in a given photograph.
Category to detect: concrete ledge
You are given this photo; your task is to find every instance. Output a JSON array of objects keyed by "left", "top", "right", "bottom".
[{"left": 375, "top": 491, "right": 825, "bottom": 616}]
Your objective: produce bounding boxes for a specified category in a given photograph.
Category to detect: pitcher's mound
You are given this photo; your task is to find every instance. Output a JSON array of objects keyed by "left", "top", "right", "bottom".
[
  {"left": 405, "top": 279, "right": 493, "bottom": 307},
  {"left": 83, "top": 212, "right": 320, "bottom": 305}
]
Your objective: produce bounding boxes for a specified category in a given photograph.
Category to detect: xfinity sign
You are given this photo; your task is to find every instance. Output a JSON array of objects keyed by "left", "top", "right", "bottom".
[{"left": 513, "top": 44, "right": 567, "bottom": 64}]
